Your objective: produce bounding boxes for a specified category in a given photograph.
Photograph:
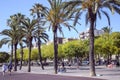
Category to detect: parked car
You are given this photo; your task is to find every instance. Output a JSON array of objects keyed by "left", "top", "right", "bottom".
[{"left": 82, "top": 61, "right": 89, "bottom": 66}]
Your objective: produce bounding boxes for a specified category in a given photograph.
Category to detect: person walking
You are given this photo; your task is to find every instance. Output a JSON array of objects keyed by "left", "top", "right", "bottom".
[
  {"left": 8, "top": 61, "right": 13, "bottom": 75},
  {"left": 61, "top": 61, "right": 66, "bottom": 72},
  {"left": 2, "top": 63, "right": 8, "bottom": 76}
]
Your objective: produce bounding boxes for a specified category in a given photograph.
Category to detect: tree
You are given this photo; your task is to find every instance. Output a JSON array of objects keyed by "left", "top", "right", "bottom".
[
  {"left": 111, "top": 32, "right": 120, "bottom": 66},
  {"left": 19, "top": 42, "right": 24, "bottom": 70},
  {"left": 30, "top": 3, "right": 49, "bottom": 70},
  {"left": 102, "top": 26, "right": 112, "bottom": 34},
  {"left": 111, "top": 32, "right": 120, "bottom": 49},
  {"left": 12, "top": 13, "right": 25, "bottom": 70},
  {"left": 41, "top": 0, "right": 77, "bottom": 74},
  {"left": 42, "top": 44, "right": 54, "bottom": 60},
  {"left": 21, "top": 17, "right": 37, "bottom": 72},
  {"left": 0, "top": 29, "right": 13, "bottom": 61},
  {"left": 94, "top": 37, "right": 104, "bottom": 64},
  {"left": 101, "top": 26, "right": 113, "bottom": 64},
  {"left": 0, "top": 52, "right": 10, "bottom": 63},
  {"left": 9, "top": 13, "right": 25, "bottom": 71},
  {"left": 65, "top": 0, "right": 120, "bottom": 76},
  {"left": 102, "top": 26, "right": 112, "bottom": 40},
  {"left": 58, "top": 44, "right": 65, "bottom": 60},
  {"left": 33, "top": 28, "right": 49, "bottom": 69},
  {"left": 62, "top": 40, "right": 89, "bottom": 65},
  {"left": 0, "top": 14, "right": 24, "bottom": 71},
  {"left": 95, "top": 36, "right": 113, "bottom": 64},
  {"left": 62, "top": 42, "right": 77, "bottom": 59}
]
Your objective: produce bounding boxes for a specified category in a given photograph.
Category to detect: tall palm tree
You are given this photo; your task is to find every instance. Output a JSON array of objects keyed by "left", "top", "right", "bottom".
[
  {"left": 41, "top": 0, "right": 77, "bottom": 74},
  {"left": 0, "top": 25, "right": 20, "bottom": 71},
  {"left": 18, "top": 28, "right": 26, "bottom": 70},
  {"left": 30, "top": 3, "right": 48, "bottom": 70},
  {"left": 8, "top": 13, "right": 25, "bottom": 71},
  {"left": 11, "top": 13, "right": 25, "bottom": 70},
  {"left": 19, "top": 41, "right": 24, "bottom": 70},
  {"left": 21, "top": 17, "right": 37, "bottom": 72},
  {"left": 65, "top": 0, "right": 120, "bottom": 76},
  {"left": 33, "top": 28, "right": 49, "bottom": 70},
  {"left": 102, "top": 26, "right": 112, "bottom": 34},
  {"left": 0, "top": 13, "right": 25, "bottom": 71},
  {"left": 1, "top": 15, "right": 22, "bottom": 71}
]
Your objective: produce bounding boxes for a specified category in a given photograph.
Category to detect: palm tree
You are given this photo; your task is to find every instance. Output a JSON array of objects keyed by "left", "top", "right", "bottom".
[
  {"left": 64, "top": 0, "right": 120, "bottom": 76},
  {"left": 0, "top": 30, "right": 13, "bottom": 61},
  {"left": 11, "top": 13, "right": 25, "bottom": 70},
  {"left": 33, "top": 28, "right": 49, "bottom": 70},
  {"left": 0, "top": 13, "right": 25, "bottom": 71},
  {"left": 19, "top": 41, "right": 24, "bottom": 70},
  {"left": 30, "top": 3, "right": 48, "bottom": 70},
  {"left": 21, "top": 17, "right": 37, "bottom": 72},
  {"left": 41, "top": 0, "right": 77, "bottom": 74},
  {"left": 18, "top": 28, "right": 26, "bottom": 70},
  {"left": 0, "top": 14, "right": 24, "bottom": 71},
  {"left": 102, "top": 26, "right": 112, "bottom": 34},
  {"left": 0, "top": 25, "right": 20, "bottom": 71},
  {"left": 8, "top": 13, "right": 25, "bottom": 71}
]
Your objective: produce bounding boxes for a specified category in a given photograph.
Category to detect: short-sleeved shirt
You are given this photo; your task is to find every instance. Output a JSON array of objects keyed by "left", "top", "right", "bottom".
[{"left": 2, "top": 64, "right": 7, "bottom": 72}]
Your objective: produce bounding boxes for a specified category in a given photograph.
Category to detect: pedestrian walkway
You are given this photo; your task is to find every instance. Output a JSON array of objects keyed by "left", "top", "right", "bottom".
[
  {"left": 0, "top": 65, "right": 120, "bottom": 80},
  {"left": 0, "top": 72, "right": 104, "bottom": 80},
  {"left": 15, "top": 66, "right": 120, "bottom": 80}
]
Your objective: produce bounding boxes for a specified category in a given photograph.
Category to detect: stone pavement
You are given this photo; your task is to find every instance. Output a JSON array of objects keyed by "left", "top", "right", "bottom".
[
  {"left": 0, "top": 72, "right": 104, "bottom": 80},
  {"left": 0, "top": 65, "right": 120, "bottom": 80}
]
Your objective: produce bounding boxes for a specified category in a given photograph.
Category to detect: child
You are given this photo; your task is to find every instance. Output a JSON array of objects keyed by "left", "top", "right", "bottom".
[{"left": 2, "top": 63, "right": 8, "bottom": 76}]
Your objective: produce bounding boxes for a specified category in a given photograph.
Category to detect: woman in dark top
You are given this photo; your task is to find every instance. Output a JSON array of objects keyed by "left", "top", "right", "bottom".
[{"left": 8, "top": 61, "right": 12, "bottom": 75}]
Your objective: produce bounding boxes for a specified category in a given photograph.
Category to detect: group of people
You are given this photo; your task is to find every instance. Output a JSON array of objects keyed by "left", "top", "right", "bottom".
[
  {"left": 58, "top": 61, "right": 66, "bottom": 73},
  {"left": 2, "top": 61, "right": 12, "bottom": 76}
]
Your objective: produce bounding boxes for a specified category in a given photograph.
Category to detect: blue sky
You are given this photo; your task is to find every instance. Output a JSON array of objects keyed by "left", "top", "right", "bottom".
[{"left": 0, "top": 0, "right": 120, "bottom": 52}]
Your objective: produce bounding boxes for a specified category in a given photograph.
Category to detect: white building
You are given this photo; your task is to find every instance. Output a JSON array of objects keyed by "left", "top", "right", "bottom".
[{"left": 79, "top": 28, "right": 104, "bottom": 40}]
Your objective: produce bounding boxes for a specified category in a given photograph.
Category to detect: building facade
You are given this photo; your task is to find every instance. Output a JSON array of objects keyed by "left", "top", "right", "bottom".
[{"left": 79, "top": 28, "right": 104, "bottom": 40}]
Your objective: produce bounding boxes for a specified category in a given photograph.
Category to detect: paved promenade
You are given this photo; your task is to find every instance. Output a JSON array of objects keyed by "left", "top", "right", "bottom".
[
  {"left": 0, "top": 72, "right": 104, "bottom": 80},
  {"left": 0, "top": 65, "right": 120, "bottom": 80}
]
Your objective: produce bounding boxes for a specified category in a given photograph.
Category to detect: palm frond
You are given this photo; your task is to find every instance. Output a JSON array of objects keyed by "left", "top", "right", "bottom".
[
  {"left": 112, "top": 5, "right": 120, "bottom": 14},
  {"left": 101, "top": 10, "right": 111, "bottom": 26},
  {"left": 0, "top": 38, "right": 11, "bottom": 48},
  {"left": 58, "top": 25, "right": 64, "bottom": 37},
  {"left": 73, "top": 9, "right": 82, "bottom": 26},
  {"left": 62, "top": 22, "right": 78, "bottom": 33},
  {"left": 97, "top": 10, "right": 101, "bottom": 20},
  {"left": 109, "top": 0, "right": 120, "bottom": 7},
  {"left": 64, "top": 0, "right": 82, "bottom": 8},
  {"left": 85, "top": 12, "right": 89, "bottom": 26}
]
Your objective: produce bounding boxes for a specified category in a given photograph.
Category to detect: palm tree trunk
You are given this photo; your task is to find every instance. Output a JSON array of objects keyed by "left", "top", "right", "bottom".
[
  {"left": 116, "top": 54, "right": 120, "bottom": 67},
  {"left": 38, "top": 38, "right": 44, "bottom": 70},
  {"left": 89, "top": 8, "right": 96, "bottom": 76},
  {"left": 53, "top": 30, "right": 58, "bottom": 74},
  {"left": 89, "top": 22, "right": 96, "bottom": 76},
  {"left": 14, "top": 44, "right": 17, "bottom": 71},
  {"left": 118, "top": 53, "right": 120, "bottom": 66},
  {"left": 36, "top": 13, "right": 44, "bottom": 70},
  {"left": 28, "top": 40, "right": 32, "bottom": 72},
  {"left": 19, "top": 46, "right": 23, "bottom": 70},
  {"left": 10, "top": 43, "right": 13, "bottom": 62},
  {"left": 107, "top": 53, "right": 111, "bottom": 65}
]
